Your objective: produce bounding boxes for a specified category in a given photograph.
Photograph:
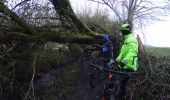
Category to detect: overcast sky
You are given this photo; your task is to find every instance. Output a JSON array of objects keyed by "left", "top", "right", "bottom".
[
  {"left": 142, "top": 18, "right": 170, "bottom": 47},
  {"left": 70, "top": 0, "right": 170, "bottom": 47}
]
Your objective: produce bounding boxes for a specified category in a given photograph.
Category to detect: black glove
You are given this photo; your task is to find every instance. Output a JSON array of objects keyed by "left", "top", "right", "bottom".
[
  {"left": 120, "top": 62, "right": 125, "bottom": 67},
  {"left": 120, "top": 62, "right": 126, "bottom": 71}
]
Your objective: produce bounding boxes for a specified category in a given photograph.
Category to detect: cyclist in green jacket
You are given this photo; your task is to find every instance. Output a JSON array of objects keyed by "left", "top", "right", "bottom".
[{"left": 116, "top": 23, "right": 138, "bottom": 99}]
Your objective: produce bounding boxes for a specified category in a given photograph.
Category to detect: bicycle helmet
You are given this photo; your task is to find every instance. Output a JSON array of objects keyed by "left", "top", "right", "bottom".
[
  {"left": 102, "top": 34, "right": 110, "bottom": 42},
  {"left": 120, "top": 23, "right": 131, "bottom": 31}
]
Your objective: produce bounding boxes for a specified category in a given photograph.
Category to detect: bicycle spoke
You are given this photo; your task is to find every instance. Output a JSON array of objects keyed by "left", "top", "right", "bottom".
[{"left": 89, "top": 67, "right": 100, "bottom": 89}]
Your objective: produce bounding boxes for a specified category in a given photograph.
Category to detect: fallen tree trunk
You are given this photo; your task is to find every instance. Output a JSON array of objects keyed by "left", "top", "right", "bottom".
[
  {"left": 0, "top": 0, "right": 106, "bottom": 44},
  {"left": 0, "top": 31, "right": 102, "bottom": 44}
]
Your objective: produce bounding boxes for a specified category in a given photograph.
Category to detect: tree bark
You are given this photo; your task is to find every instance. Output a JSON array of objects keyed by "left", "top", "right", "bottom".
[
  {"left": 0, "top": 2, "right": 36, "bottom": 35},
  {"left": 50, "top": 0, "right": 94, "bottom": 34}
]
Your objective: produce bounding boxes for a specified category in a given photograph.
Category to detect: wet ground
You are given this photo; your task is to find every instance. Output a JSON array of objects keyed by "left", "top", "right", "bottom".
[{"left": 34, "top": 61, "right": 103, "bottom": 100}]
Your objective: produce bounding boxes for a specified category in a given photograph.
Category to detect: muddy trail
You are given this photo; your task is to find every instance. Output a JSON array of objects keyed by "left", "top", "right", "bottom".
[{"left": 34, "top": 61, "right": 103, "bottom": 100}]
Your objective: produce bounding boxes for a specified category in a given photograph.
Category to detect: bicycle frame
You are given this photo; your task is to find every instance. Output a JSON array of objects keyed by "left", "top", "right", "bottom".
[
  {"left": 101, "top": 69, "right": 120, "bottom": 100},
  {"left": 85, "top": 46, "right": 140, "bottom": 100},
  {"left": 89, "top": 63, "right": 139, "bottom": 100}
]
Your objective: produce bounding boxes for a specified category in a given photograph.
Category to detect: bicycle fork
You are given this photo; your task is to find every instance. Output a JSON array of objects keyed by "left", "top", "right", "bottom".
[{"left": 101, "top": 73, "right": 115, "bottom": 100}]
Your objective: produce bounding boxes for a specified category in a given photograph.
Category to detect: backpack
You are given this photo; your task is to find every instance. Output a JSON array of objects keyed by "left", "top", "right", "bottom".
[{"left": 136, "top": 34, "right": 144, "bottom": 54}]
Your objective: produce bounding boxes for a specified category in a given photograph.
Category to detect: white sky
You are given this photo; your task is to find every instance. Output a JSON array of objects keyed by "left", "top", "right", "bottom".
[
  {"left": 142, "top": 19, "right": 170, "bottom": 47},
  {"left": 70, "top": 0, "right": 170, "bottom": 47}
]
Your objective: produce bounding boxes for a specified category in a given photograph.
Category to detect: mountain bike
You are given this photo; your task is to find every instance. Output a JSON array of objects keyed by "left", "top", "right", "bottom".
[{"left": 89, "top": 62, "right": 139, "bottom": 100}]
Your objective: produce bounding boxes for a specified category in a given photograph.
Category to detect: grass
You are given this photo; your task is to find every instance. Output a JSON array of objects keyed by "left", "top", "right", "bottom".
[{"left": 144, "top": 46, "right": 170, "bottom": 57}]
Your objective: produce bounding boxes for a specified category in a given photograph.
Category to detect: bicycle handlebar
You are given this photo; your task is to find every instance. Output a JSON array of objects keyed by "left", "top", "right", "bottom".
[
  {"left": 90, "top": 56, "right": 108, "bottom": 61},
  {"left": 89, "top": 63, "right": 140, "bottom": 75}
]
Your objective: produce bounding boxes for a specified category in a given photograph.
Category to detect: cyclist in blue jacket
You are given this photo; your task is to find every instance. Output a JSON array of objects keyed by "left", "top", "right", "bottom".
[{"left": 101, "top": 34, "right": 115, "bottom": 69}]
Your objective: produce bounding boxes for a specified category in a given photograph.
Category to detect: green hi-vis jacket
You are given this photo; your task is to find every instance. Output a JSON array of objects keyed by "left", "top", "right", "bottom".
[{"left": 116, "top": 34, "right": 138, "bottom": 71}]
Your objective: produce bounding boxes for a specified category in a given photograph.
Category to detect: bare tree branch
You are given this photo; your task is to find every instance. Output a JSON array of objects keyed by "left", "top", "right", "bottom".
[
  {"left": 25, "top": 51, "right": 37, "bottom": 100},
  {"left": 0, "top": 2, "right": 36, "bottom": 34},
  {"left": 89, "top": 0, "right": 169, "bottom": 30},
  {"left": 88, "top": 0, "right": 105, "bottom": 4},
  {"left": 101, "top": 0, "right": 123, "bottom": 22},
  {"left": 11, "top": 0, "right": 30, "bottom": 11}
]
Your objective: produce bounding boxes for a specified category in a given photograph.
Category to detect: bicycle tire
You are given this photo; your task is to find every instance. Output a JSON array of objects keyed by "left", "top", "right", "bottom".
[
  {"left": 89, "top": 54, "right": 104, "bottom": 89},
  {"left": 102, "top": 91, "right": 115, "bottom": 100},
  {"left": 102, "top": 78, "right": 119, "bottom": 100},
  {"left": 109, "top": 94, "right": 115, "bottom": 100},
  {"left": 89, "top": 66, "right": 100, "bottom": 89}
]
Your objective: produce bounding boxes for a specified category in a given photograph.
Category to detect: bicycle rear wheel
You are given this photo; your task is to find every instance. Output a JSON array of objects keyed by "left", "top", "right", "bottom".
[
  {"left": 109, "top": 94, "right": 115, "bottom": 100},
  {"left": 101, "top": 92, "right": 115, "bottom": 100}
]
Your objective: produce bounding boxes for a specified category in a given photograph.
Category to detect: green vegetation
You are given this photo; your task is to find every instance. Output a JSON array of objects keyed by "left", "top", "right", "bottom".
[{"left": 145, "top": 46, "right": 170, "bottom": 57}]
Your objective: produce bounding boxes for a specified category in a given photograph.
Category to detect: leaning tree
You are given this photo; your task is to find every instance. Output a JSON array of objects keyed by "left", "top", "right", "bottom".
[{"left": 0, "top": 0, "right": 105, "bottom": 44}]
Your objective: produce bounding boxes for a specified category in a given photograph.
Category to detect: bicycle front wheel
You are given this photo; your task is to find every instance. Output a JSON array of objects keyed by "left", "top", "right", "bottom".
[
  {"left": 89, "top": 66, "right": 99, "bottom": 89},
  {"left": 101, "top": 93, "right": 115, "bottom": 100}
]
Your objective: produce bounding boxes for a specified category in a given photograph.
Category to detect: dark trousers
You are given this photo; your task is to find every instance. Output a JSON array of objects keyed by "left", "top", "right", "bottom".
[{"left": 119, "top": 73, "right": 131, "bottom": 97}]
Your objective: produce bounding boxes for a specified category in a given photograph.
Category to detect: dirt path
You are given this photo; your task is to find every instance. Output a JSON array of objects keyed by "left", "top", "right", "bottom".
[
  {"left": 35, "top": 61, "right": 103, "bottom": 100},
  {"left": 62, "top": 62, "right": 102, "bottom": 100}
]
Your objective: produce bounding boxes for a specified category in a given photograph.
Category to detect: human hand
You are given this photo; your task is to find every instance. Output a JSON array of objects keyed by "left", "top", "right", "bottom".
[
  {"left": 102, "top": 45, "right": 109, "bottom": 52},
  {"left": 106, "top": 58, "right": 115, "bottom": 67}
]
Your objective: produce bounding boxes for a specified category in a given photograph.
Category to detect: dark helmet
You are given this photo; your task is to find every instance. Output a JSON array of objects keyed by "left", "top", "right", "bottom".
[{"left": 120, "top": 23, "right": 131, "bottom": 31}]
